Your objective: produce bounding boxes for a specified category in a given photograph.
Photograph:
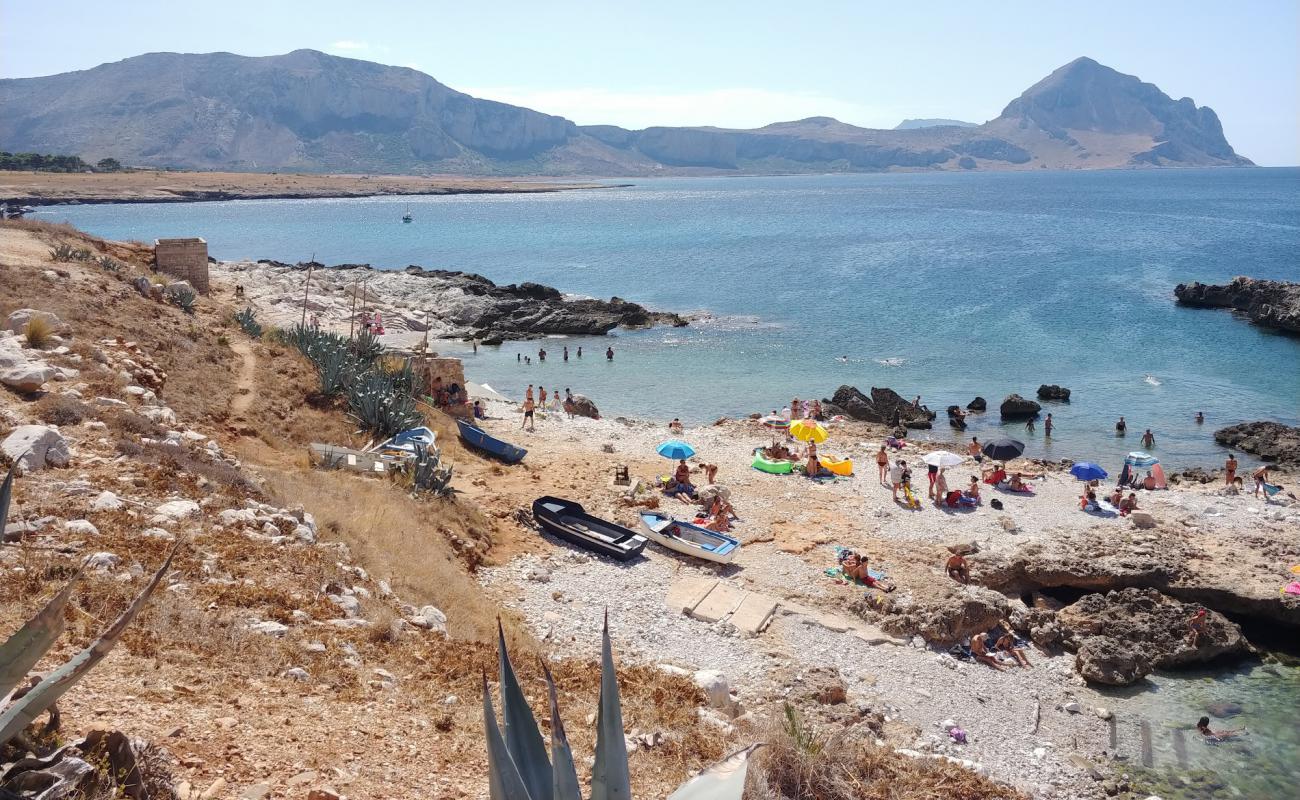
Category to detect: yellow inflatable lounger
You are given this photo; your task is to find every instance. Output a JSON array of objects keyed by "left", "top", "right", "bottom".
[{"left": 819, "top": 456, "right": 853, "bottom": 476}]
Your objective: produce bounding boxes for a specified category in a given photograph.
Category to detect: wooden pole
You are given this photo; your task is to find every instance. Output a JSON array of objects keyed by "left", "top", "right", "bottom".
[
  {"left": 300, "top": 252, "right": 315, "bottom": 328},
  {"left": 348, "top": 278, "right": 359, "bottom": 339}
]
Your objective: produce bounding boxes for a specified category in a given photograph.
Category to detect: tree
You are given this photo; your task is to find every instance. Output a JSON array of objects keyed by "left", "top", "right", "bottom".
[{"left": 95, "top": 158, "right": 122, "bottom": 172}]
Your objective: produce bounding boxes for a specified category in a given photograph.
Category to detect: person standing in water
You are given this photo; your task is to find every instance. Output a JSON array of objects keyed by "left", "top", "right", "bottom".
[
  {"left": 1196, "top": 411, "right": 1205, "bottom": 424},
  {"left": 1025, "top": 416, "right": 1036, "bottom": 433},
  {"left": 1044, "top": 414, "right": 1054, "bottom": 437},
  {"left": 577, "top": 346, "right": 582, "bottom": 358},
  {"left": 525, "top": 384, "right": 534, "bottom": 403},
  {"left": 563, "top": 346, "right": 569, "bottom": 362},
  {"left": 538, "top": 347, "right": 547, "bottom": 362},
  {"left": 1141, "top": 429, "right": 1156, "bottom": 449},
  {"left": 517, "top": 353, "right": 521, "bottom": 363},
  {"left": 1116, "top": 416, "right": 1127, "bottom": 435},
  {"left": 606, "top": 346, "right": 614, "bottom": 361}
]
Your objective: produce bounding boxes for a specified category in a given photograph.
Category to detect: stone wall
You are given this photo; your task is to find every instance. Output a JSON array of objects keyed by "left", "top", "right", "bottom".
[
  {"left": 413, "top": 356, "right": 469, "bottom": 418},
  {"left": 154, "top": 237, "right": 210, "bottom": 294}
]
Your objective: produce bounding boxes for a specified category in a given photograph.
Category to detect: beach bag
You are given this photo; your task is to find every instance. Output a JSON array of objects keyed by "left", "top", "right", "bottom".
[{"left": 990, "top": 499, "right": 1004, "bottom": 510}]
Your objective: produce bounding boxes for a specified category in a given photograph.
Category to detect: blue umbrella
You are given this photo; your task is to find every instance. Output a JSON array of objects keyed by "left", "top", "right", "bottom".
[
  {"left": 656, "top": 440, "right": 696, "bottom": 460},
  {"left": 1070, "top": 462, "right": 1108, "bottom": 481}
]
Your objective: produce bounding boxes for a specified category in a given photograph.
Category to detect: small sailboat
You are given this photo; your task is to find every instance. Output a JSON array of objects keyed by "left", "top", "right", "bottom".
[{"left": 401, "top": 208, "right": 413, "bottom": 223}]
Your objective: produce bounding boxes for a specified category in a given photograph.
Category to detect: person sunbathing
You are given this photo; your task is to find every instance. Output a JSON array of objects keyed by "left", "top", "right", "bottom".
[
  {"left": 1008, "top": 472, "right": 1028, "bottom": 491},
  {"left": 840, "top": 551, "right": 895, "bottom": 592},
  {"left": 1108, "top": 487, "right": 1123, "bottom": 507},
  {"left": 1080, "top": 487, "right": 1098, "bottom": 510},
  {"left": 996, "top": 632, "right": 1032, "bottom": 667},
  {"left": 983, "top": 464, "right": 1007, "bottom": 485},
  {"left": 1196, "top": 716, "right": 1245, "bottom": 741},
  {"left": 970, "top": 631, "right": 1006, "bottom": 670},
  {"left": 965, "top": 476, "right": 981, "bottom": 500},
  {"left": 945, "top": 553, "right": 969, "bottom": 584},
  {"left": 1120, "top": 493, "right": 1139, "bottom": 514},
  {"left": 764, "top": 442, "right": 794, "bottom": 461},
  {"left": 709, "top": 495, "right": 736, "bottom": 521},
  {"left": 668, "top": 418, "right": 684, "bottom": 434},
  {"left": 705, "top": 507, "right": 732, "bottom": 532}
]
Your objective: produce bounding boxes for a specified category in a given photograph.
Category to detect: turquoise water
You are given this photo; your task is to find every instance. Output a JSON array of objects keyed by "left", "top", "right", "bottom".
[
  {"left": 1102, "top": 656, "right": 1300, "bottom": 800},
  {"left": 40, "top": 168, "right": 1300, "bottom": 470}
]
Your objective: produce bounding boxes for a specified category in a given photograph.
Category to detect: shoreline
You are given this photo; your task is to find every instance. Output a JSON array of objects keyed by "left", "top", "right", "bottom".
[{"left": 1, "top": 169, "right": 624, "bottom": 207}]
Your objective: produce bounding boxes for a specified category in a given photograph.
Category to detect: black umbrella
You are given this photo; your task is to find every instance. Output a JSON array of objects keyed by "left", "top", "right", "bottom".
[{"left": 982, "top": 438, "right": 1026, "bottom": 461}]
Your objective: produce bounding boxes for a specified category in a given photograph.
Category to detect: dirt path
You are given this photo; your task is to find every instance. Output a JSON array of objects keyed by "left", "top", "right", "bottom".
[{"left": 230, "top": 339, "right": 256, "bottom": 418}]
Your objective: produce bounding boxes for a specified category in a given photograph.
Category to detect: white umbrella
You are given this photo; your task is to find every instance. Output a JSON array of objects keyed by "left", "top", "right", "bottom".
[
  {"left": 1126, "top": 451, "right": 1159, "bottom": 467},
  {"left": 923, "top": 450, "right": 965, "bottom": 468}
]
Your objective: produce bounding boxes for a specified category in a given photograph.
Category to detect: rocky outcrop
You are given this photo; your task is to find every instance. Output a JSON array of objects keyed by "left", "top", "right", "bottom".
[
  {"left": 569, "top": 395, "right": 600, "bottom": 420},
  {"left": 999, "top": 394, "right": 1041, "bottom": 420},
  {"left": 1213, "top": 421, "right": 1300, "bottom": 468},
  {"left": 825, "top": 386, "right": 935, "bottom": 428},
  {"left": 966, "top": 397, "right": 987, "bottom": 412},
  {"left": 1056, "top": 588, "right": 1248, "bottom": 685},
  {"left": 1175, "top": 277, "right": 1300, "bottom": 335},
  {"left": 1036, "top": 384, "right": 1071, "bottom": 402},
  {"left": 859, "top": 584, "right": 1009, "bottom": 646}
]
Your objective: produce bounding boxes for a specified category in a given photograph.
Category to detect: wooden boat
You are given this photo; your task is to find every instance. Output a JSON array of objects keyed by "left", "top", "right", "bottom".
[
  {"left": 370, "top": 426, "right": 436, "bottom": 458},
  {"left": 456, "top": 418, "right": 526, "bottom": 464},
  {"left": 638, "top": 512, "right": 739, "bottom": 564},
  {"left": 532, "top": 497, "right": 646, "bottom": 561}
]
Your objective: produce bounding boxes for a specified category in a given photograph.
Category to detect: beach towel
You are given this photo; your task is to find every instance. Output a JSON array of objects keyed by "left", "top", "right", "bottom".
[
  {"left": 1263, "top": 482, "right": 1283, "bottom": 497},
  {"left": 1283, "top": 581, "right": 1300, "bottom": 596}
]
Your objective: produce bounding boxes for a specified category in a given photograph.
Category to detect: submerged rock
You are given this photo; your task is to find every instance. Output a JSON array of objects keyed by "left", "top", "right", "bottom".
[
  {"left": 999, "top": 394, "right": 1041, "bottom": 420},
  {"left": 1036, "top": 384, "right": 1071, "bottom": 402},
  {"left": 966, "top": 396, "right": 987, "bottom": 411}
]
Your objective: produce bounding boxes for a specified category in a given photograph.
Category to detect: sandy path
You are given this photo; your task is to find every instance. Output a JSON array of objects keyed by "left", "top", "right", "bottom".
[{"left": 229, "top": 340, "right": 257, "bottom": 418}]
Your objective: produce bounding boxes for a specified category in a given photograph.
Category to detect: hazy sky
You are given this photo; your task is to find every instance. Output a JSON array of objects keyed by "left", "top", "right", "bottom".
[{"left": 1, "top": 0, "right": 1296, "bottom": 165}]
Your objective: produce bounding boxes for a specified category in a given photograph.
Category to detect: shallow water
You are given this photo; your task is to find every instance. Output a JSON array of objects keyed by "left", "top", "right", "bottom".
[
  {"left": 1100, "top": 657, "right": 1300, "bottom": 800},
  {"left": 41, "top": 168, "right": 1300, "bottom": 470}
]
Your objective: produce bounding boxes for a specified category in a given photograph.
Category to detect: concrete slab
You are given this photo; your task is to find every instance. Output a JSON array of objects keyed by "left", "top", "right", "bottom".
[
  {"left": 690, "top": 583, "right": 747, "bottom": 623},
  {"left": 666, "top": 577, "right": 719, "bottom": 615},
  {"left": 730, "top": 593, "right": 778, "bottom": 636}
]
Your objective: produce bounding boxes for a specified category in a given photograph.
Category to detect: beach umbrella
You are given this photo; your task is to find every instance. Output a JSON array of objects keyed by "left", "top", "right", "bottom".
[
  {"left": 1126, "top": 451, "right": 1159, "bottom": 467},
  {"left": 656, "top": 440, "right": 696, "bottom": 460},
  {"left": 1069, "top": 462, "right": 1108, "bottom": 481},
  {"left": 788, "top": 419, "right": 829, "bottom": 443},
  {"left": 923, "top": 450, "right": 965, "bottom": 468},
  {"left": 982, "top": 438, "right": 1025, "bottom": 461}
]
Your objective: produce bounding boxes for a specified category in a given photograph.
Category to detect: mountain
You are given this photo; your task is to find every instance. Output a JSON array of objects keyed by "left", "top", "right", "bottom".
[
  {"left": 895, "top": 118, "right": 978, "bottom": 129},
  {"left": 0, "top": 51, "right": 1252, "bottom": 175}
]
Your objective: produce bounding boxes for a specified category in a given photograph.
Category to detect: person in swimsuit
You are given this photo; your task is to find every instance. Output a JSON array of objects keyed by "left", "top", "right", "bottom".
[
  {"left": 945, "top": 553, "right": 969, "bottom": 584},
  {"left": 563, "top": 346, "right": 569, "bottom": 362},
  {"left": 1044, "top": 413, "right": 1053, "bottom": 437},
  {"left": 876, "top": 445, "right": 889, "bottom": 484},
  {"left": 605, "top": 346, "right": 614, "bottom": 361},
  {"left": 970, "top": 631, "right": 1006, "bottom": 671},
  {"left": 965, "top": 476, "right": 981, "bottom": 500},
  {"left": 525, "top": 384, "right": 534, "bottom": 403},
  {"left": 840, "top": 551, "right": 894, "bottom": 592},
  {"left": 804, "top": 441, "right": 821, "bottom": 477},
  {"left": 1187, "top": 608, "right": 1209, "bottom": 647},
  {"left": 1195, "top": 411, "right": 1205, "bottom": 424},
  {"left": 539, "top": 386, "right": 547, "bottom": 407},
  {"left": 1108, "top": 487, "right": 1123, "bottom": 507},
  {"left": 932, "top": 468, "right": 949, "bottom": 505},
  {"left": 521, "top": 398, "right": 536, "bottom": 431},
  {"left": 1116, "top": 416, "right": 1127, "bottom": 435},
  {"left": 1008, "top": 472, "right": 1027, "bottom": 491},
  {"left": 1196, "top": 716, "right": 1244, "bottom": 741},
  {"left": 1224, "top": 453, "right": 1238, "bottom": 486},
  {"left": 668, "top": 418, "right": 684, "bottom": 434},
  {"left": 1252, "top": 464, "right": 1270, "bottom": 497},
  {"left": 703, "top": 462, "right": 718, "bottom": 485},
  {"left": 967, "top": 437, "right": 982, "bottom": 462},
  {"left": 996, "top": 632, "right": 1032, "bottom": 667},
  {"left": 1120, "top": 492, "right": 1139, "bottom": 514},
  {"left": 1141, "top": 429, "right": 1156, "bottom": 449},
  {"left": 1025, "top": 417, "right": 1036, "bottom": 433},
  {"left": 926, "top": 462, "right": 940, "bottom": 499}
]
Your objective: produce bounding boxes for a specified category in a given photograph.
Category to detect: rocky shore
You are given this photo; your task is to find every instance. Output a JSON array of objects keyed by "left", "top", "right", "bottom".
[
  {"left": 1174, "top": 276, "right": 1300, "bottom": 335},
  {"left": 1213, "top": 420, "right": 1300, "bottom": 470},
  {"left": 213, "top": 259, "right": 687, "bottom": 342}
]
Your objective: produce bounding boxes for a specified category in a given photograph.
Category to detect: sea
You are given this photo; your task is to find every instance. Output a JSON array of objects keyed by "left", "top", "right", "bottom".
[
  {"left": 38, "top": 168, "right": 1300, "bottom": 798},
  {"left": 42, "top": 169, "right": 1299, "bottom": 474}
]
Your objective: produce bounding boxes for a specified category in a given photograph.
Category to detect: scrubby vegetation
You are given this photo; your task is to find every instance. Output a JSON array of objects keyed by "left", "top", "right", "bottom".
[{"left": 0, "top": 151, "right": 123, "bottom": 172}]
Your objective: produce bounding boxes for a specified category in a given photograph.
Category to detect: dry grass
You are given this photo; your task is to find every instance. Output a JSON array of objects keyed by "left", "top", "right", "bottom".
[
  {"left": 33, "top": 394, "right": 88, "bottom": 426},
  {"left": 265, "top": 468, "right": 502, "bottom": 642},
  {"left": 22, "top": 315, "right": 53, "bottom": 349},
  {"left": 135, "top": 441, "right": 261, "bottom": 497},
  {"left": 96, "top": 406, "right": 166, "bottom": 439},
  {"left": 745, "top": 707, "right": 1026, "bottom": 800}
]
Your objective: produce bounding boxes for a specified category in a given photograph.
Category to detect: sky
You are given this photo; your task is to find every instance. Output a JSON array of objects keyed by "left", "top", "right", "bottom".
[{"left": 1, "top": 0, "right": 1296, "bottom": 165}]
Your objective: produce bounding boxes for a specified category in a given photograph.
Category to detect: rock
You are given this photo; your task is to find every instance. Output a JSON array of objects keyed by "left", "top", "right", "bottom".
[
  {"left": 1, "top": 425, "right": 70, "bottom": 473},
  {"left": 1, "top": 364, "right": 54, "bottom": 392},
  {"left": 90, "top": 490, "right": 124, "bottom": 512},
  {"left": 693, "top": 670, "right": 731, "bottom": 709},
  {"left": 1214, "top": 421, "right": 1300, "bottom": 468},
  {"left": 569, "top": 394, "right": 600, "bottom": 419},
  {"left": 281, "top": 667, "right": 311, "bottom": 682},
  {"left": 999, "top": 394, "right": 1041, "bottom": 420},
  {"left": 153, "top": 499, "right": 201, "bottom": 520},
  {"left": 63, "top": 519, "right": 99, "bottom": 535},
  {"left": 327, "top": 593, "right": 362, "bottom": 618},
  {"left": 1175, "top": 277, "right": 1300, "bottom": 335},
  {"left": 1058, "top": 588, "right": 1248, "bottom": 685},
  {"left": 249, "top": 620, "right": 289, "bottom": 637},
  {"left": 825, "top": 386, "right": 935, "bottom": 425},
  {"left": 408, "top": 605, "right": 447, "bottom": 635},
  {"left": 1095, "top": 707, "right": 1113, "bottom": 720},
  {"left": 85, "top": 551, "right": 120, "bottom": 570},
  {"left": 4, "top": 308, "right": 65, "bottom": 335},
  {"left": 219, "top": 508, "right": 259, "bottom": 526},
  {"left": 163, "top": 280, "right": 195, "bottom": 299},
  {"left": 1129, "top": 511, "right": 1157, "bottom": 529},
  {"left": 866, "top": 584, "right": 1009, "bottom": 646},
  {"left": 307, "top": 790, "right": 342, "bottom": 800},
  {"left": 1036, "top": 384, "right": 1071, "bottom": 402},
  {"left": 1206, "top": 701, "right": 1243, "bottom": 718},
  {"left": 1063, "top": 701, "right": 1082, "bottom": 713},
  {"left": 966, "top": 397, "right": 987, "bottom": 411}
]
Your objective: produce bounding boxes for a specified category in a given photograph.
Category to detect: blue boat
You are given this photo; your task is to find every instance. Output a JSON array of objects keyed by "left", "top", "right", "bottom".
[
  {"left": 370, "top": 426, "right": 436, "bottom": 458},
  {"left": 638, "top": 512, "right": 740, "bottom": 564},
  {"left": 456, "top": 418, "right": 527, "bottom": 464}
]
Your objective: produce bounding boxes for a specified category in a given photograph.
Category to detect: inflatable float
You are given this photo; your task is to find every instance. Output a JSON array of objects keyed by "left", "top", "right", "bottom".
[
  {"left": 751, "top": 448, "right": 795, "bottom": 474},
  {"left": 819, "top": 456, "right": 854, "bottom": 476}
]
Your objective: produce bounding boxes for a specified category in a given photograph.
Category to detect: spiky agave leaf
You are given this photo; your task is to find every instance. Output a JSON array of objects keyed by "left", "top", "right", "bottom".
[
  {"left": 483, "top": 673, "right": 537, "bottom": 800},
  {"left": 496, "top": 620, "right": 552, "bottom": 800},
  {"left": 542, "top": 660, "right": 582, "bottom": 800},
  {"left": 0, "top": 543, "right": 179, "bottom": 746},
  {"left": 590, "top": 610, "right": 632, "bottom": 800},
  {"left": 0, "top": 460, "right": 14, "bottom": 543},
  {"left": 666, "top": 743, "right": 765, "bottom": 800},
  {"left": 0, "top": 569, "right": 82, "bottom": 698}
]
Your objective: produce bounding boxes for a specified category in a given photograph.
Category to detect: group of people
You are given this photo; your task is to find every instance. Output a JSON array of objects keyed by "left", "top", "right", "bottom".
[
  {"left": 517, "top": 345, "right": 615, "bottom": 365},
  {"left": 661, "top": 459, "right": 735, "bottom": 531},
  {"left": 520, "top": 384, "right": 583, "bottom": 430},
  {"left": 1114, "top": 416, "right": 1160, "bottom": 449}
]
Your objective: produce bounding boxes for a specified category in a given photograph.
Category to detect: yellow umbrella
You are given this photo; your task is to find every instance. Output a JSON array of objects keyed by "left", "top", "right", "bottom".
[{"left": 788, "top": 418, "right": 828, "bottom": 443}]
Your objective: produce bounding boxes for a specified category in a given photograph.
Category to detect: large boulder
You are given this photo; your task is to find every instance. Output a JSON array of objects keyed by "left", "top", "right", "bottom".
[
  {"left": 1, "top": 363, "right": 53, "bottom": 393},
  {"left": 862, "top": 583, "right": 1009, "bottom": 646},
  {"left": 999, "top": 394, "right": 1041, "bottom": 420},
  {"left": 569, "top": 394, "right": 600, "bottom": 419},
  {"left": 1057, "top": 588, "right": 1248, "bottom": 685},
  {"left": 826, "top": 386, "right": 934, "bottom": 426},
  {"left": 966, "top": 396, "right": 987, "bottom": 411},
  {"left": 1214, "top": 421, "right": 1300, "bottom": 469},
  {"left": 1036, "top": 384, "right": 1071, "bottom": 402},
  {"left": 2, "top": 424, "right": 71, "bottom": 473},
  {"left": 3, "top": 308, "right": 65, "bottom": 335}
]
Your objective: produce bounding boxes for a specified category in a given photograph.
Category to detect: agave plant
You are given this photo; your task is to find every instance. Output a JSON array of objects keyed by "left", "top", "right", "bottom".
[
  {"left": 94, "top": 255, "right": 123, "bottom": 273},
  {"left": 169, "top": 287, "right": 197, "bottom": 315},
  {"left": 347, "top": 370, "right": 421, "bottom": 437},
  {"left": 410, "top": 443, "right": 453, "bottom": 497},
  {"left": 351, "top": 329, "right": 384, "bottom": 365},
  {"left": 49, "top": 244, "right": 77, "bottom": 262},
  {"left": 485, "top": 615, "right": 760, "bottom": 800},
  {"left": 1, "top": 542, "right": 180, "bottom": 748},
  {"left": 233, "top": 307, "right": 263, "bottom": 338}
]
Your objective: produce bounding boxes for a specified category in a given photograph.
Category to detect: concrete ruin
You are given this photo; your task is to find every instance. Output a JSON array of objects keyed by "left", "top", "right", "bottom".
[{"left": 154, "top": 237, "right": 210, "bottom": 294}]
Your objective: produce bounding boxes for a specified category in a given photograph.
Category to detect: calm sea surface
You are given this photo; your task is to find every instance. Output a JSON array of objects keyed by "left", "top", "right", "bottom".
[
  {"left": 41, "top": 168, "right": 1300, "bottom": 797},
  {"left": 42, "top": 169, "right": 1299, "bottom": 471}
]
